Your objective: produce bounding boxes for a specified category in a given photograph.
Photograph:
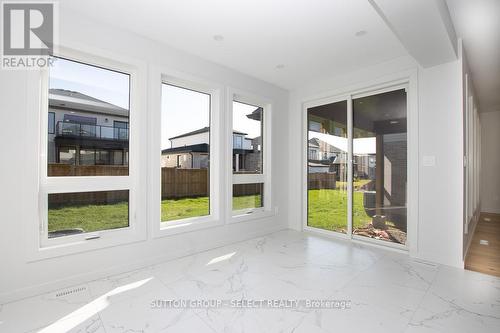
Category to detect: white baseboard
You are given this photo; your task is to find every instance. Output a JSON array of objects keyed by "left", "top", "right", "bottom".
[
  {"left": 1, "top": 225, "right": 288, "bottom": 305},
  {"left": 482, "top": 208, "right": 500, "bottom": 215}
]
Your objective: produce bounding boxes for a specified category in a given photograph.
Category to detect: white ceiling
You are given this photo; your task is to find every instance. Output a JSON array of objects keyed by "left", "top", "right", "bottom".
[
  {"left": 59, "top": 0, "right": 408, "bottom": 90},
  {"left": 446, "top": 0, "right": 500, "bottom": 113}
]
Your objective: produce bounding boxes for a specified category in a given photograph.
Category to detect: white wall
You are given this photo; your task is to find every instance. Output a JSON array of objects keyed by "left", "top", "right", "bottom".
[
  {"left": 480, "top": 111, "right": 500, "bottom": 214},
  {"left": 418, "top": 60, "right": 464, "bottom": 267},
  {"left": 288, "top": 55, "right": 464, "bottom": 268},
  {"left": 0, "top": 11, "right": 289, "bottom": 303},
  {"left": 460, "top": 44, "right": 482, "bottom": 257},
  {"left": 170, "top": 132, "right": 209, "bottom": 148}
]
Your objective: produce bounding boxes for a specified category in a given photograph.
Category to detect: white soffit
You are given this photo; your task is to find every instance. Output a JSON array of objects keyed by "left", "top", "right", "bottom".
[
  {"left": 446, "top": 0, "right": 500, "bottom": 113},
  {"left": 369, "top": 0, "right": 458, "bottom": 68}
]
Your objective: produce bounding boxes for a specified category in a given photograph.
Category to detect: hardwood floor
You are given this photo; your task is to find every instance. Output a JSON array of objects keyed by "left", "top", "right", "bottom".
[{"left": 465, "top": 212, "right": 500, "bottom": 277}]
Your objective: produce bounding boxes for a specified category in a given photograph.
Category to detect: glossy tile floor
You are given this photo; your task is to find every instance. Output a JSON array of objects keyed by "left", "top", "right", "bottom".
[{"left": 1, "top": 230, "right": 500, "bottom": 333}]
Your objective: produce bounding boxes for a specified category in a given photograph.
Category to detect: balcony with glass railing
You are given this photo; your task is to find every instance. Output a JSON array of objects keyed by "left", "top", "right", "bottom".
[{"left": 55, "top": 121, "right": 129, "bottom": 141}]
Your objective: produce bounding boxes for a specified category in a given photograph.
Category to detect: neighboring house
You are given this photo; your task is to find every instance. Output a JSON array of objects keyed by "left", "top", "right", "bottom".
[
  {"left": 308, "top": 137, "right": 347, "bottom": 178},
  {"left": 307, "top": 162, "right": 330, "bottom": 174},
  {"left": 308, "top": 138, "right": 320, "bottom": 161},
  {"left": 307, "top": 136, "right": 375, "bottom": 181},
  {"left": 161, "top": 127, "right": 211, "bottom": 169},
  {"left": 308, "top": 137, "right": 341, "bottom": 162},
  {"left": 48, "top": 89, "right": 129, "bottom": 166},
  {"left": 356, "top": 154, "right": 376, "bottom": 179},
  {"left": 234, "top": 134, "right": 262, "bottom": 173},
  {"left": 161, "top": 126, "right": 262, "bottom": 172}
]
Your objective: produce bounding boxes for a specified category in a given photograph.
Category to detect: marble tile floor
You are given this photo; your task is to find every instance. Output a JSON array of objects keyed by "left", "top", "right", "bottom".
[{"left": 1, "top": 230, "right": 499, "bottom": 333}]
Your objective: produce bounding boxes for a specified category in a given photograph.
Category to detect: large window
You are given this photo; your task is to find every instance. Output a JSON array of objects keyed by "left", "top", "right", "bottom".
[
  {"left": 47, "top": 56, "right": 130, "bottom": 176},
  {"left": 160, "top": 83, "right": 211, "bottom": 223},
  {"left": 38, "top": 51, "right": 141, "bottom": 252},
  {"left": 231, "top": 97, "right": 269, "bottom": 216}
]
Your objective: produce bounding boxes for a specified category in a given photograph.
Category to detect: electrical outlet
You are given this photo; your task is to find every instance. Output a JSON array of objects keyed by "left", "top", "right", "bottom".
[{"left": 422, "top": 156, "right": 436, "bottom": 167}]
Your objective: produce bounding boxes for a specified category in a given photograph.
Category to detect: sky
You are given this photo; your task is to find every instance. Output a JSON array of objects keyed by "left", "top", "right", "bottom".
[
  {"left": 49, "top": 57, "right": 130, "bottom": 109},
  {"left": 161, "top": 84, "right": 261, "bottom": 150},
  {"left": 49, "top": 57, "right": 261, "bottom": 150},
  {"left": 161, "top": 84, "right": 210, "bottom": 149},
  {"left": 232, "top": 101, "right": 261, "bottom": 138}
]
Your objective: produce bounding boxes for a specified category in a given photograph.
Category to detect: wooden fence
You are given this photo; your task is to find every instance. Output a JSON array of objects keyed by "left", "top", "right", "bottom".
[
  {"left": 48, "top": 164, "right": 128, "bottom": 177},
  {"left": 49, "top": 190, "right": 129, "bottom": 206},
  {"left": 161, "top": 168, "right": 208, "bottom": 199},
  {"left": 308, "top": 172, "right": 337, "bottom": 190},
  {"left": 232, "top": 183, "right": 263, "bottom": 196},
  {"left": 48, "top": 165, "right": 261, "bottom": 201}
]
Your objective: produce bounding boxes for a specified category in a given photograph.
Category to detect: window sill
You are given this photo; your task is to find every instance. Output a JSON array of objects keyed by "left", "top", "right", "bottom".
[
  {"left": 26, "top": 227, "right": 146, "bottom": 262},
  {"left": 153, "top": 216, "right": 223, "bottom": 238},
  {"left": 229, "top": 207, "right": 277, "bottom": 224}
]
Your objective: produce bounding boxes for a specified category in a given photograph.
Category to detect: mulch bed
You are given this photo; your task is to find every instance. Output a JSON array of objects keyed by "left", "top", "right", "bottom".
[{"left": 353, "top": 224, "right": 407, "bottom": 244}]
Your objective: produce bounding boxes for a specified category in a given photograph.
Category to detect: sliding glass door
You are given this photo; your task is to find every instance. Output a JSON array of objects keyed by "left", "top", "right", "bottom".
[
  {"left": 307, "top": 100, "right": 348, "bottom": 234},
  {"left": 352, "top": 89, "right": 407, "bottom": 245},
  {"left": 306, "top": 88, "right": 408, "bottom": 246}
]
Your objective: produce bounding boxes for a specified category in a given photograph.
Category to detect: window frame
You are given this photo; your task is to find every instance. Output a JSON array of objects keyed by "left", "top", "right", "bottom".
[
  {"left": 28, "top": 46, "right": 147, "bottom": 261},
  {"left": 48, "top": 111, "right": 55, "bottom": 134},
  {"left": 113, "top": 120, "right": 129, "bottom": 140},
  {"left": 114, "top": 120, "right": 129, "bottom": 128},
  {"left": 149, "top": 66, "right": 223, "bottom": 238},
  {"left": 227, "top": 88, "right": 273, "bottom": 222},
  {"left": 233, "top": 135, "right": 242, "bottom": 150},
  {"left": 57, "top": 145, "right": 77, "bottom": 164}
]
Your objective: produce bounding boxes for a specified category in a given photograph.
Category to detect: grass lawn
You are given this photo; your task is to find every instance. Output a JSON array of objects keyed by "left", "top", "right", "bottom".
[
  {"left": 161, "top": 196, "right": 210, "bottom": 221},
  {"left": 48, "top": 201, "right": 129, "bottom": 234},
  {"left": 48, "top": 190, "right": 373, "bottom": 235},
  {"left": 49, "top": 194, "right": 263, "bottom": 234},
  {"left": 307, "top": 189, "right": 372, "bottom": 232},
  {"left": 232, "top": 194, "right": 262, "bottom": 211},
  {"left": 160, "top": 194, "right": 262, "bottom": 222},
  {"left": 336, "top": 179, "right": 372, "bottom": 190}
]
